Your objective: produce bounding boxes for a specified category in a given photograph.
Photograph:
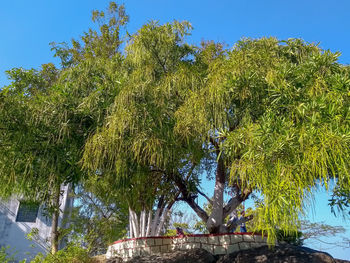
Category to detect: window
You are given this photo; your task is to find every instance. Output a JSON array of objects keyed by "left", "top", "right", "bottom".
[{"left": 16, "top": 201, "right": 40, "bottom": 223}]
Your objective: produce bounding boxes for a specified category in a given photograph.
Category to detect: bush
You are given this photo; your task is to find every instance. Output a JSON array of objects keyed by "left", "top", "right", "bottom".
[
  {"left": 30, "top": 243, "right": 92, "bottom": 263},
  {"left": 276, "top": 229, "right": 303, "bottom": 246}
]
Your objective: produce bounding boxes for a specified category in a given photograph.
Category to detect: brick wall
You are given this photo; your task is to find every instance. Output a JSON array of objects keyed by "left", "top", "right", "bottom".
[{"left": 106, "top": 233, "right": 268, "bottom": 261}]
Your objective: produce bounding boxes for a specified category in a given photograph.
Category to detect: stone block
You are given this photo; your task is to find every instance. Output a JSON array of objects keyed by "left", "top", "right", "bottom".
[
  {"left": 131, "top": 241, "right": 137, "bottom": 248},
  {"left": 195, "top": 236, "right": 208, "bottom": 243},
  {"left": 213, "top": 245, "right": 226, "bottom": 255},
  {"left": 160, "top": 245, "right": 169, "bottom": 253},
  {"left": 227, "top": 244, "right": 240, "bottom": 254},
  {"left": 208, "top": 235, "right": 219, "bottom": 244},
  {"left": 140, "top": 246, "right": 151, "bottom": 256},
  {"left": 169, "top": 244, "right": 177, "bottom": 251},
  {"left": 162, "top": 238, "right": 172, "bottom": 245},
  {"left": 146, "top": 238, "right": 155, "bottom": 246},
  {"left": 186, "top": 236, "right": 195, "bottom": 243},
  {"left": 172, "top": 238, "right": 182, "bottom": 244},
  {"left": 112, "top": 243, "right": 120, "bottom": 250},
  {"left": 239, "top": 242, "right": 251, "bottom": 250},
  {"left": 219, "top": 235, "right": 231, "bottom": 245},
  {"left": 136, "top": 239, "right": 145, "bottom": 246},
  {"left": 230, "top": 235, "right": 243, "bottom": 243},
  {"left": 250, "top": 242, "right": 262, "bottom": 248},
  {"left": 202, "top": 244, "right": 214, "bottom": 254},
  {"left": 155, "top": 238, "right": 163, "bottom": 246},
  {"left": 185, "top": 242, "right": 201, "bottom": 250},
  {"left": 255, "top": 235, "right": 267, "bottom": 243},
  {"left": 151, "top": 246, "right": 161, "bottom": 254},
  {"left": 177, "top": 242, "right": 186, "bottom": 251},
  {"left": 132, "top": 249, "right": 141, "bottom": 257},
  {"left": 122, "top": 242, "right": 130, "bottom": 249},
  {"left": 242, "top": 234, "right": 254, "bottom": 242}
]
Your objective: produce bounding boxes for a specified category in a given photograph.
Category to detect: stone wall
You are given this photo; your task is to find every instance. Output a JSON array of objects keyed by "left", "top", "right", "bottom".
[{"left": 106, "top": 233, "right": 268, "bottom": 261}]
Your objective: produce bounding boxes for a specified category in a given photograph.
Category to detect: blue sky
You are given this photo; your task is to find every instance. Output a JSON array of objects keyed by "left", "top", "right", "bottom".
[{"left": 1, "top": 0, "right": 349, "bottom": 260}]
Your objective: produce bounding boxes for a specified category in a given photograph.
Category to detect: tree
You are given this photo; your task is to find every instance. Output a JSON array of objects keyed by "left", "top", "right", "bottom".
[
  {"left": 66, "top": 181, "right": 128, "bottom": 255},
  {"left": 83, "top": 32, "right": 350, "bottom": 242},
  {"left": 0, "top": 2, "right": 129, "bottom": 253},
  {"left": 82, "top": 19, "right": 202, "bottom": 238}
]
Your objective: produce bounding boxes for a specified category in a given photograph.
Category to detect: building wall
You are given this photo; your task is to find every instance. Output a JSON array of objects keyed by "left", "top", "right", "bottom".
[
  {"left": 106, "top": 233, "right": 268, "bottom": 261},
  {"left": 0, "top": 184, "right": 73, "bottom": 262}
]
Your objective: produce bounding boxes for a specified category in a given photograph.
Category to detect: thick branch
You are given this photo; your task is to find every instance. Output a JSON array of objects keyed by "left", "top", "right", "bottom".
[
  {"left": 226, "top": 214, "right": 253, "bottom": 232},
  {"left": 223, "top": 187, "right": 252, "bottom": 219},
  {"left": 173, "top": 174, "right": 209, "bottom": 223},
  {"left": 197, "top": 188, "right": 212, "bottom": 205},
  {"left": 209, "top": 136, "right": 220, "bottom": 156}
]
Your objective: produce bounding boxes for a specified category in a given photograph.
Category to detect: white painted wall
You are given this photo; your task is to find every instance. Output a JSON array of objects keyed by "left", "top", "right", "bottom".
[{"left": 0, "top": 184, "right": 73, "bottom": 262}]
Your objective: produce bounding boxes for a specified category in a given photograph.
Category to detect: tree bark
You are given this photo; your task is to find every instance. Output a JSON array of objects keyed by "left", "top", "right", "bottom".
[
  {"left": 150, "top": 197, "right": 164, "bottom": 236},
  {"left": 140, "top": 210, "right": 146, "bottom": 237},
  {"left": 50, "top": 184, "right": 60, "bottom": 254},
  {"left": 129, "top": 208, "right": 139, "bottom": 238},
  {"left": 155, "top": 206, "right": 170, "bottom": 236},
  {"left": 145, "top": 210, "right": 152, "bottom": 237},
  {"left": 129, "top": 211, "right": 134, "bottom": 238},
  {"left": 173, "top": 174, "right": 209, "bottom": 223},
  {"left": 207, "top": 158, "right": 225, "bottom": 233}
]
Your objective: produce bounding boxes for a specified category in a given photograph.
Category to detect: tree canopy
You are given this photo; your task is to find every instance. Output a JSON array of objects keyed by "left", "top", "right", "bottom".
[
  {"left": 83, "top": 27, "right": 350, "bottom": 241},
  {"left": 1, "top": 2, "right": 350, "bottom": 248}
]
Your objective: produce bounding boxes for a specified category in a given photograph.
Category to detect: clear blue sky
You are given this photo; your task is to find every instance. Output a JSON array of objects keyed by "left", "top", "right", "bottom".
[{"left": 1, "top": 0, "right": 349, "bottom": 260}]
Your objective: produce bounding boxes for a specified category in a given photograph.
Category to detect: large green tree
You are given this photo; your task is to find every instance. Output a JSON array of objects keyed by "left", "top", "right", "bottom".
[
  {"left": 83, "top": 30, "right": 350, "bottom": 241},
  {"left": 0, "top": 2, "right": 129, "bottom": 253}
]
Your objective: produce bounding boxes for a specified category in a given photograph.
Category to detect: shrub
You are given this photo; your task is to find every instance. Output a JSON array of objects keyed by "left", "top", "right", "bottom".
[{"left": 30, "top": 243, "right": 92, "bottom": 263}]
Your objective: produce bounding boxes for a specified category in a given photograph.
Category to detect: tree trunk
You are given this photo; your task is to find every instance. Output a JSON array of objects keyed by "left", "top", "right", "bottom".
[
  {"left": 145, "top": 210, "right": 152, "bottom": 236},
  {"left": 150, "top": 197, "right": 164, "bottom": 236},
  {"left": 140, "top": 210, "right": 146, "bottom": 237},
  {"left": 50, "top": 184, "right": 60, "bottom": 254},
  {"left": 129, "top": 212, "right": 134, "bottom": 238},
  {"left": 207, "top": 158, "right": 225, "bottom": 233},
  {"left": 155, "top": 205, "right": 171, "bottom": 236},
  {"left": 130, "top": 208, "right": 139, "bottom": 238}
]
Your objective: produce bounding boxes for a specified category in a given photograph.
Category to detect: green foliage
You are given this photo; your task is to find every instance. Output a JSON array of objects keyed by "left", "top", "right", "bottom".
[
  {"left": 0, "top": 246, "right": 16, "bottom": 263},
  {"left": 1, "top": 0, "right": 350, "bottom": 248},
  {"left": 276, "top": 229, "right": 303, "bottom": 246},
  {"left": 66, "top": 183, "right": 128, "bottom": 255},
  {"left": 329, "top": 186, "right": 350, "bottom": 215},
  {"left": 30, "top": 243, "right": 92, "bottom": 263}
]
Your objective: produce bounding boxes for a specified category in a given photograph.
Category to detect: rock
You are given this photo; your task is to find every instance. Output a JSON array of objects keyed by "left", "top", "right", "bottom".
[
  {"left": 106, "top": 256, "right": 123, "bottom": 263},
  {"left": 217, "top": 244, "right": 337, "bottom": 263},
  {"left": 126, "top": 248, "right": 216, "bottom": 263},
  {"left": 91, "top": 255, "right": 107, "bottom": 263},
  {"left": 104, "top": 245, "right": 349, "bottom": 263}
]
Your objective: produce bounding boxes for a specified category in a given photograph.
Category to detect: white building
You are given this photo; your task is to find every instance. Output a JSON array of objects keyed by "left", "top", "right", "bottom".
[{"left": 0, "top": 184, "right": 73, "bottom": 262}]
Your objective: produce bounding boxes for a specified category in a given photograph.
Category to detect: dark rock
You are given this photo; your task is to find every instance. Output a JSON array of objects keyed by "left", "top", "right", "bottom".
[
  {"left": 126, "top": 248, "right": 216, "bottom": 263},
  {"left": 217, "top": 244, "right": 337, "bottom": 263},
  {"left": 106, "top": 256, "right": 123, "bottom": 263},
  {"left": 105, "top": 245, "right": 349, "bottom": 263}
]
